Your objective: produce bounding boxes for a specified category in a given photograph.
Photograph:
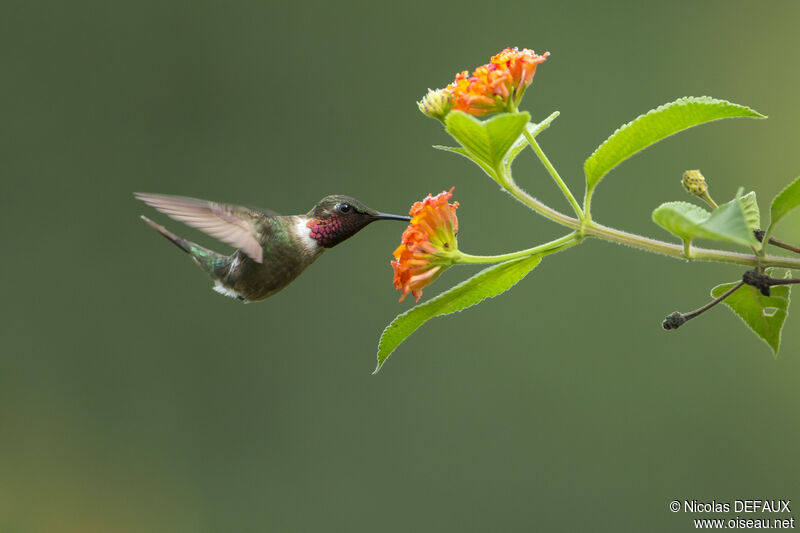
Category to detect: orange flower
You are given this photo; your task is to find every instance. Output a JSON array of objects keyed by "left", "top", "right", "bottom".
[
  {"left": 392, "top": 188, "right": 459, "bottom": 302},
  {"left": 443, "top": 47, "right": 549, "bottom": 116}
]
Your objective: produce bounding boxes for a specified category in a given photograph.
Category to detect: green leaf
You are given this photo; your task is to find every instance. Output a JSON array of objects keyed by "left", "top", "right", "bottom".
[
  {"left": 375, "top": 256, "right": 542, "bottom": 373},
  {"left": 584, "top": 96, "right": 765, "bottom": 193},
  {"left": 769, "top": 175, "right": 800, "bottom": 230},
  {"left": 701, "top": 191, "right": 760, "bottom": 246},
  {"left": 436, "top": 111, "right": 557, "bottom": 181},
  {"left": 738, "top": 191, "right": 761, "bottom": 230},
  {"left": 432, "top": 145, "right": 498, "bottom": 181},
  {"left": 504, "top": 111, "right": 560, "bottom": 169},
  {"left": 711, "top": 275, "right": 791, "bottom": 356},
  {"left": 444, "top": 111, "right": 530, "bottom": 179},
  {"left": 651, "top": 201, "right": 711, "bottom": 242},
  {"left": 698, "top": 190, "right": 760, "bottom": 246},
  {"left": 652, "top": 191, "right": 760, "bottom": 247}
]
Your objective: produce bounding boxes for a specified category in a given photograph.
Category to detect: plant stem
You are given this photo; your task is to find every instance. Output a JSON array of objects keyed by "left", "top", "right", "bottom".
[
  {"left": 699, "top": 191, "right": 719, "bottom": 210},
  {"left": 756, "top": 223, "right": 800, "bottom": 256},
  {"left": 522, "top": 129, "right": 585, "bottom": 221},
  {"left": 760, "top": 277, "right": 800, "bottom": 286},
  {"left": 499, "top": 173, "right": 580, "bottom": 228},
  {"left": 455, "top": 233, "right": 579, "bottom": 264},
  {"left": 488, "top": 120, "right": 800, "bottom": 271},
  {"left": 683, "top": 282, "right": 743, "bottom": 321},
  {"left": 583, "top": 220, "right": 800, "bottom": 269},
  {"left": 763, "top": 235, "right": 800, "bottom": 255},
  {"left": 663, "top": 281, "right": 744, "bottom": 330},
  {"left": 500, "top": 179, "right": 800, "bottom": 270}
]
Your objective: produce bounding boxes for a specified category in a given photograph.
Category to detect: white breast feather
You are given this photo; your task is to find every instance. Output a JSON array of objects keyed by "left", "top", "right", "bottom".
[
  {"left": 294, "top": 217, "right": 320, "bottom": 254},
  {"left": 212, "top": 280, "right": 241, "bottom": 299}
]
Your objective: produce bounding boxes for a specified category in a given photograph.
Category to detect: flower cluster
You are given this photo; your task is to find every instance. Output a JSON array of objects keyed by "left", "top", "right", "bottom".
[
  {"left": 419, "top": 47, "right": 549, "bottom": 119},
  {"left": 392, "top": 188, "right": 459, "bottom": 302}
]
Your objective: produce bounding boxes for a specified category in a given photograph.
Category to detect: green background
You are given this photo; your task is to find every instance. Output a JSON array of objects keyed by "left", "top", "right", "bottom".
[{"left": 2, "top": 1, "right": 798, "bottom": 531}]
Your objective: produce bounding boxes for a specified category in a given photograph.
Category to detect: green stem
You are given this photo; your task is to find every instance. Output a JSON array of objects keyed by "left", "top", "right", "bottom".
[
  {"left": 584, "top": 220, "right": 800, "bottom": 270},
  {"left": 699, "top": 191, "right": 719, "bottom": 210},
  {"left": 500, "top": 179, "right": 800, "bottom": 270},
  {"left": 476, "top": 113, "right": 800, "bottom": 272},
  {"left": 759, "top": 221, "right": 777, "bottom": 257},
  {"left": 500, "top": 174, "right": 580, "bottom": 228},
  {"left": 584, "top": 187, "right": 595, "bottom": 221},
  {"left": 454, "top": 233, "right": 580, "bottom": 264},
  {"left": 522, "top": 127, "right": 585, "bottom": 221},
  {"left": 683, "top": 239, "right": 693, "bottom": 259}
]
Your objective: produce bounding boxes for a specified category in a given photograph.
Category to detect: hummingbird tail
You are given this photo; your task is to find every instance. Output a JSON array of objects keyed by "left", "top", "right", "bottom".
[
  {"left": 140, "top": 215, "right": 193, "bottom": 254},
  {"left": 139, "top": 216, "right": 229, "bottom": 276}
]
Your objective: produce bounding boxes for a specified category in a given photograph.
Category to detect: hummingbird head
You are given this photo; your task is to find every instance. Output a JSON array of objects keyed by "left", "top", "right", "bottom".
[{"left": 306, "top": 195, "right": 411, "bottom": 248}]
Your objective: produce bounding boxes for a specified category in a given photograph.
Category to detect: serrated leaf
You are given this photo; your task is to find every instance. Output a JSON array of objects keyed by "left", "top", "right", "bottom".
[
  {"left": 770, "top": 175, "right": 800, "bottom": 229},
  {"left": 738, "top": 191, "right": 761, "bottom": 230},
  {"left": 584, "top": 96, "right": 765, "bottom": 193},
  {"left": 652, "top": 191, "right": 759, "bottom": 247},
  {"left": 701, "top": 191, "right": 760, "bottom": 246},
  {"left": 711, "top": 277, "right": 791, "bottom": 355},
  {"left": 375, "top": 256, "right": 542, "bottom": 373},
  {"left": 444, "top": 111, "right": 530, "bottom": 178},
  {"left": 504, "top": 111, "right": 560, "bottom": 169}
]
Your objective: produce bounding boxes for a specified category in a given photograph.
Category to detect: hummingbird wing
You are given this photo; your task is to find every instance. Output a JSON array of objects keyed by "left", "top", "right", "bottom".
[{"left": 134, "top": 192, "right": 267, "bottom": 263}]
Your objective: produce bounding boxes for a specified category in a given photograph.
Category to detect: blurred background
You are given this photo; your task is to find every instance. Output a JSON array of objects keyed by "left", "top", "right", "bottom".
[{"left": 1, "top": 1, "right": 798, "bottom": 531}]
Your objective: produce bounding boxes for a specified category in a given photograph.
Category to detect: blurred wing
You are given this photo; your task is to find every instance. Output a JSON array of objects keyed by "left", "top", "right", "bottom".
[{"left": 135, "top": 192, "right": 265, "bottom": 263}]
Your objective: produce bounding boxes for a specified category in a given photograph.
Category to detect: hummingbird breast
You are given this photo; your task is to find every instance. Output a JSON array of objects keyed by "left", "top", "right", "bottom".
[{"left": 215, "top": 216, "right": 324, "bottom": 302}]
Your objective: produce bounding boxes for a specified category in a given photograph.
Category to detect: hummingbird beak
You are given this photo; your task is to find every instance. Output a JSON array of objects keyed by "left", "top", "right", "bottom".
[{"left": 371, "top": 213, "right": 412, "bottom": 222}]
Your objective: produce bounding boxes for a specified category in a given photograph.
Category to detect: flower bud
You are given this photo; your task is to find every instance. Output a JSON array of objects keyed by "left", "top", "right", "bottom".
[
  {"left": 682, "top": 169, "right": 718, "bottom": 209},
  {"left": 417, "top": 88, "right": 454, "bottom": 122},
  {"left": 662, "top": 311, "right": 686, "bottom": 330},
  {"left": 682, "top": 170, "right": 708, "bottom": 196}
]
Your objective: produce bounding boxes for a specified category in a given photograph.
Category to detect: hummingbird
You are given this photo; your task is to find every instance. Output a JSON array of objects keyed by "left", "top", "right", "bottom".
[{"left": 134, "top": 192, "right": 411, "bottom": 302}]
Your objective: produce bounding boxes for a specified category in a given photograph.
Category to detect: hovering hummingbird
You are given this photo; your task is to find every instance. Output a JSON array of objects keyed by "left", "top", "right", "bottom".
[{"left": 134, "top": 192, "right": 411, "bottom": 302}]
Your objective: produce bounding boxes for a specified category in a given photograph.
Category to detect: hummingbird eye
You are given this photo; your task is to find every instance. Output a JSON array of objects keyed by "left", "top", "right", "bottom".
[{"left": 336, "top": 203, "right": 353, "bottom": 214}]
